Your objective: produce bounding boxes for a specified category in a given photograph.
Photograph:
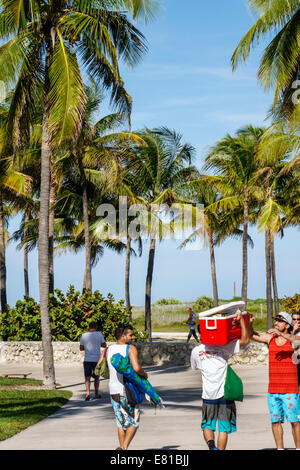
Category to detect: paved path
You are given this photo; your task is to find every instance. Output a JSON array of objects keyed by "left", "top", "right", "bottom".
[{"left": 0, "top": 362, "right": 297, "bottom": 450}]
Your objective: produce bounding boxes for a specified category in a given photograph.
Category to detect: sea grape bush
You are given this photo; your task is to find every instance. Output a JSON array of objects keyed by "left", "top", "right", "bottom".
[
  {"left": 155, "top": 298, "right": 182, "bottom": 305},
  {"left": 281, "top": 294, "right": 300, "bottom": 314},
  {"left": 193, "top": 296, "right": 214, "bottom": 312},
  {"left": 0, "top": 285, "right": 145, "bottom": 342}
]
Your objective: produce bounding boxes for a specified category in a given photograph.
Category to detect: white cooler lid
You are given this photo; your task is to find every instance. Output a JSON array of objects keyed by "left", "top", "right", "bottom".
[{"left": 198, "top": 301, "right": 245, "bottom": 318}]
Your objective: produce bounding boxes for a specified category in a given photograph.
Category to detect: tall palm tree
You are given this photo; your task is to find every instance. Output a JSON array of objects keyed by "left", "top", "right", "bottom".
[
  {"left": 56, "top": 81, "right": 145, "bottom": 293},
  {"left": 255, "top": 121, "right": 300, "bottom": 326},
  {"left": 10, "top": 128, "right": 42, "bottom": 298},
  {"left": 177, "top": 177, "right": 254, "bottom": 307},
  {"left": 12, "top": 204, "right": 36, "bottom": 297},
  {"left": 102, "top": 157, "right": 144, "bottom": 314},
  {"left": 204, "top": 125, "right": 265, "bottom": 308},
  {"left": 177, "top": 181, "right": 220, "bottom": 306},
  {"left": 126, "top": 127, "right": 197, "bottom": 339},
  {"left": 232, "top": 0, "right": 300, "bottom": 118},
  {"left": 0, "top": 102, "right": 30, "bottom": 311},
  {"left": 0, "top": 0, "right": 157, "bottom": 388}
]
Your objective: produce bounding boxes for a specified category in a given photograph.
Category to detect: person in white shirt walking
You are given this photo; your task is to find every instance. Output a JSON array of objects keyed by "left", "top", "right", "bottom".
[
  {"left": 80, "top": 321, "right": 106, "bottom": 401},
  {"left": 190, "top": 311, "right": 250, "bottom": 450}
]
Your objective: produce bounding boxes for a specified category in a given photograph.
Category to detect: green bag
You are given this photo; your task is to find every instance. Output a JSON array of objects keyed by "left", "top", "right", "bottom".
[
  {"left": 224, "top": 364, "right": 243, "bottom": 402},
  {"left": 94, "top": 347, "right": 109, "bottom": 379}
]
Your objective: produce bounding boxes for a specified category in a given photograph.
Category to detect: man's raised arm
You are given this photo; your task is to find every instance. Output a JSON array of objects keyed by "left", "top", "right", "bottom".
[
  {"left": 236, "top": 311, "right": 250, "bottom": 347},
  {"left": 268, "top": 329, "right": 300, "bottom": 349},
  {"left": 248, "top": 314, "right": 272, "bottom": 344}
]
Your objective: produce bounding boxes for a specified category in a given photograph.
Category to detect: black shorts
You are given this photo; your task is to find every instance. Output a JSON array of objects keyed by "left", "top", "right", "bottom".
[{"left": 83, "top": 361, "right": 98, "bottom": 379}]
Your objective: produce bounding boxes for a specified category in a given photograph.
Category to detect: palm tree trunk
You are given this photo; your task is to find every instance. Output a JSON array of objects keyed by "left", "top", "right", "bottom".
[
  {"left": 79, "top": 157, "right": 92, "bottom": 292},
  {"left": 24, "top": 211, "right": 29, "bottom": 297},
  {"left": 265, "top": 229, "right": 273, "bottom": 330},
  {"left": 82, "top": 266, "right": 87, "bottom": 292},
  {"left": 0, "top": 198, "right": 7, "bottom": 313},
  {"left": 38, "top": 45, "right": 56, "bottom": 389},
  {"left": 270, "top": 234, "right": 279, "bottom": 316},
  {"left": 208, "top": 229, "right": 218, "bottom": 307},
  {"left": 125, "top": 234, "right": 132, "bottom": 318},
  {"left": 49, "top": 177, "right": 56, "bottom": 294},
  {"left": 241, "top": 189, "right": 249, "bottom": 308},
  {"left": 145, "top": 237, "right": 156, "bottom": 341}
]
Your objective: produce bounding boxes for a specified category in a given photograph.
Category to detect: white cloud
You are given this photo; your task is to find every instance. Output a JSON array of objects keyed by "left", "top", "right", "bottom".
[
  {"left": 210, "top": 111, "right": 270, "bottom": 124},
  {"left": 138, "top": 63, "right": 256, "bottom": 82}
]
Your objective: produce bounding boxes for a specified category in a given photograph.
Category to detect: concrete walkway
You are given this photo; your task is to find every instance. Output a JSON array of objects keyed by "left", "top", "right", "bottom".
[{"left": 0, "top": 362, "right": 297, "bottom": 450}]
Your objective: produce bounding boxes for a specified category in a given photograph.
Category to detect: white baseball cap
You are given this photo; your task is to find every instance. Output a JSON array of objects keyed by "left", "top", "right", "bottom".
[{"left": 272, "top": 312, "right": 293, "bottom": 327}]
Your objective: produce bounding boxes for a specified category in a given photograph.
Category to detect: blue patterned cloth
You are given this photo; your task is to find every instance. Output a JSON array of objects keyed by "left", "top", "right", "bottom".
[{"left": 111, "top": 352, "right": 162, "bottom": 404}]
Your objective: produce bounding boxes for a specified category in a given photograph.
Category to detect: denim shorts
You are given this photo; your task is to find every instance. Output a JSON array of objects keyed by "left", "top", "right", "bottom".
[
  {"left": 111, "top": 395, "right": 140, "bottom": 430},
  {"left": 268, "top": 393, "right": 300, "bottom": 423}
]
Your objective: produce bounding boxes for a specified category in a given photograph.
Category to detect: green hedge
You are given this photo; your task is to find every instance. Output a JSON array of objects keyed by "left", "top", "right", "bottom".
[{"left": 0, "top": 285, "right": 146, "bottom": 342}]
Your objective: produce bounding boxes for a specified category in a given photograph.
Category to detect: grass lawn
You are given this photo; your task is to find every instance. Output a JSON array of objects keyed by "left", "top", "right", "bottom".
[
  {"left": 0, "top": 381, "right": 72, "bottom": 440},
  {"left": 0, "top": 377, "right": 43, "bottom": 387}
]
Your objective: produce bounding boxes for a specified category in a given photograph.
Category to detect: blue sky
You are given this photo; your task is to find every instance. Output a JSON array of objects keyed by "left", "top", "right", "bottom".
[{"left": 6, "top": 0, "right": 300, "bottom": 306}]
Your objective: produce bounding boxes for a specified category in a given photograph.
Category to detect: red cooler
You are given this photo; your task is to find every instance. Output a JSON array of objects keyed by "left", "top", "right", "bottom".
[{"left": 199, "top": 312, "right": 248, "bottom": 345}]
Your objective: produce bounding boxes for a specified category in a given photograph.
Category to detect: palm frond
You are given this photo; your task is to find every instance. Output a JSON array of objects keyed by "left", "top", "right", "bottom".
[{"left": 48, "top": 30, "right": 87, "bottom": 145}]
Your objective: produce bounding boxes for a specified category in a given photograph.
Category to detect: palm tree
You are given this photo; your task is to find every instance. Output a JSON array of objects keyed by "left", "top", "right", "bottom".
[
  {"left": 10, "top": 129, "right": 42, "bottom": 298},
  {"left": 255, "top": 121, "right": 300, "bottom": 326},
  {"left": 102, "top": 156, "right": 144, "bottom": 314},
  {"left": 203, "top": 125, "right": 265, "bottom": 308},
  {"left": 0, "top": 0, "right": 157, "bottom": 388},
  {"left": 56, "top": 82, "right": 145, "bottom": 293},
  {"left": 54, "top": 217, "right": 130, "bottom": 292},
  {"left": 231, "top": 0, "right": 300, "bottom": 118},
  {"left": 0, "top": 101, "right": 30, "bottom": 311},
  {"left": 54, "top": 137, "right": 145, "bottom": 296},
  {"left": 177, "top": 181, "right": 220, "bottom": 306},
  {"left": 11, "top": 205, "right": 36, "bottom": 297},
  {"left": 177, "top": 176, "right": 254, "bottom": 307},
  {"left": 126, "top": 127, "right": 197, "bottom": 339}
]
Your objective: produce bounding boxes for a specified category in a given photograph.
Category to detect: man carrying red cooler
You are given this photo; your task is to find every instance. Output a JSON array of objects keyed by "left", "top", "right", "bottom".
[
  {"left": 249, "top": 312, "right": 300, "bottom": 450},
  {"left": 190, "top": 311, "right": 250, "bottom": 450}
]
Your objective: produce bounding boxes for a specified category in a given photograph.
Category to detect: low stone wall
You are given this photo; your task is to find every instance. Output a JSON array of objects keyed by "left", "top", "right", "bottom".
[
  {"left": 0, "top": 341, "right": 82, "bottom": 364},
  {"left": 136, "top": 342, "right": 269, "bottom": 367},
  {"left": 0, "top": 341, "right": 269, "bottom": 366}
]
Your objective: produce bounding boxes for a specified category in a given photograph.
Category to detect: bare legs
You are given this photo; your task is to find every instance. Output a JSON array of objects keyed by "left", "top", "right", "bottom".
[
  {"left": 203, "top": 428, "right": 228, "bottom": 450},
  {"left": 84, "top": 377, "right": 99, "bottom": 399},
  {"left": 118, "top": 426, "right": 138, "bottom": 450},
  {"left": 291, "top": 422, "right": 300, "bottom": 449},
  {"left": 272, "top": 422, "right": 284, "bottom": 449},
  {"left": 272, "top": 421, "right": 300, "bottom": 450}
]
